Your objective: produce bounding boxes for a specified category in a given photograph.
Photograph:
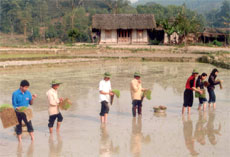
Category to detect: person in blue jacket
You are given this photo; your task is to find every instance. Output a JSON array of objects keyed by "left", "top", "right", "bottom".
[{"left": 12, "top": 80, "right": 37, "bottom": 142}]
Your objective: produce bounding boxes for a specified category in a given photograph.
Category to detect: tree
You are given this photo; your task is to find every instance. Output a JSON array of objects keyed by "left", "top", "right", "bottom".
[{"left": 0, "top": 0, "right": 20, "bottom": 37}]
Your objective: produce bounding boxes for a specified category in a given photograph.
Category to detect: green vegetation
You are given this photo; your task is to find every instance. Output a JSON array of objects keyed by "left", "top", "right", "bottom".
[
  {"left": 112, "top": 89, "right": 120, "bottom": 98},
  {"left": 0, "top": 104, "right": 13, "bottom": 112},
  {"left": 18, "top": 107, "right": 27, "bottom": 112},
  {"left": 0, "top": 0, "right": 207, "bottom": 44},
  {"left": 144, "top": 90, "right": 151, "bottom": 100}
]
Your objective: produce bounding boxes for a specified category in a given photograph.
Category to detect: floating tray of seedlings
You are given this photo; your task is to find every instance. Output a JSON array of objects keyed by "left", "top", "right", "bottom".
[{"left": 153, "top": 105, "right": 167, "bottom": 113}]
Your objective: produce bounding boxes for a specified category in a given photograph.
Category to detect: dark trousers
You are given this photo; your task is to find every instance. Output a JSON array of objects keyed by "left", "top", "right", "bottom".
[
  {"left": 208, "top": 88, "right": 216, "bottom": 103},
  {"left": 132, "top": 100, "right": 142, "bottom": 117},
  {"left": 100, "top": 101, "right": 109, "bottom": 116},
  {"left": 48, "top": 112, "right": 63, "bottom": 128},
  {"left": 15, "top": 111, "right": 34, "bottom": 135}
]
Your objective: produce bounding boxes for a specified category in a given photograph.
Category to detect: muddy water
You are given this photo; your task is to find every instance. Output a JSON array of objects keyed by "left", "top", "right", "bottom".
[{"left": 0, "top": 61, "right": 229, "bottom": 157}]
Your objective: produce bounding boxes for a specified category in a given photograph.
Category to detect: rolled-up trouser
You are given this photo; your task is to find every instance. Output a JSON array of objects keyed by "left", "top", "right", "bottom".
[
  {"left": 15, "top": 111, "right": 34, "bottom": 135},
  {"left": 100, "top": 101, "right": 109, "bottom": 116},
  {"left": 48, "top": 112, "right": 63, "bottom": 128},
  {"left": 208, "top": 88, "right": 216, "bottom": 103},
  {"left": 132, "top": 100, "right": 142, "bottom": 117}
]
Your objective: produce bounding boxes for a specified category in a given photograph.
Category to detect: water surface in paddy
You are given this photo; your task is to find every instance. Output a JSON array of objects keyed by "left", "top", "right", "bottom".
[{"left": 0, "top": 61, "right": 229, "bottom": 157}]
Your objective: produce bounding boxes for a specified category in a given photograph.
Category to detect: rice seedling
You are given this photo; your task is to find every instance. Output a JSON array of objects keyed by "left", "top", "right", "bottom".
[
  {"left": 0, "top": 104, "right": 18, "bottom": 128},
  {"left": 0, "top": 104, "right": 13, "bottom": 112},
  {"left": 59, "top": 98, "right": 72, "bottom": 110},
  {"left": 144, "top": 90, "right": 151, "bottom": 100},
  {"left": 195, "top": 89, "right": 206, "bottom": 98},
  {"left": 18, "top": 107, "right": 28, "bottom": 112},
  {"left": 112, "top": 89, "right": 120, "bottom": 98}
]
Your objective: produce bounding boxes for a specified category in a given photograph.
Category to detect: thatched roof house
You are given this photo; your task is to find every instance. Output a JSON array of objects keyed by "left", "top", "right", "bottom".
[
  {"left": 199, "top": 27, "right": 230, "bottom": 44},
  {"left": 92, "top": 14, "right": 156, "bottom": 44}
]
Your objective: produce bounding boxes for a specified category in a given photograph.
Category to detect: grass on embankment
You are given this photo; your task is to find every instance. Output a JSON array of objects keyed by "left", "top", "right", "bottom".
[{"left": 0, "top": 54, "right": 73, "bottom": 61}]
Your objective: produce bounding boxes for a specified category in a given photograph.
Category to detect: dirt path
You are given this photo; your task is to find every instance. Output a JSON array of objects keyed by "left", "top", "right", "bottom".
[{"left": 0, "top": 58, "right": 97, "bottom": 68}]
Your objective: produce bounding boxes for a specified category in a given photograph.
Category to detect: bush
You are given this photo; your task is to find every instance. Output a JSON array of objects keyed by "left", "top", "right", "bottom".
[
  {"left": 149, "top": 39, "right": 160, "bottom": 45},
  {"left": 212, "top": 40, "right": 223, "bottom": 47},
  {"left": 68, "top": 28, "right": 90, "bottom": 42}
]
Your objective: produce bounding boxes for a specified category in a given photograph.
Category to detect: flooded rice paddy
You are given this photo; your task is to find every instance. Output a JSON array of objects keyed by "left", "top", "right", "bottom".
[{"left": 0, "top": 61, "right": 229, "bottom": 157}]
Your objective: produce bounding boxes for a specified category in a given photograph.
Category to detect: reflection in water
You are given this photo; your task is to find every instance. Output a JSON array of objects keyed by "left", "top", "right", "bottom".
[
  {"left": 17, "top": 142, "right": 34, "bottom": 157},
  {"left": 183, "top": 111, "right": 222, "bottom": 156},
  {"left": 130, "top": 117, "right": 151, "bottom": 157},
  {"left": 182, "top": 115, "right": 199, "bottom": 156},
  {"left": 206, "top": 111, "right": 221, "bottom": 145},
  {"left": 99, "top": 124, "right": 119, "bottom": 157},
  {"left": 49, "top": 133, "right": 63, "bottom": 157},
  {"left": 195, "top": 112, "right": 207, "bottom": 146}
]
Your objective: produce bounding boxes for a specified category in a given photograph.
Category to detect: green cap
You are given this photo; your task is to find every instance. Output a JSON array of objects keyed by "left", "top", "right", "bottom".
[
  {"left": 51, "top": 80, "right": 62, "bottom": 85},
  {"left": 134, "top": 72, "right": 141, "bottom": 77},
  {"left": 104, "top": 72, "right": 111, "bottom": 78},
  {"left": 192, "top": 69, "right": 199, "bottom": 74}
]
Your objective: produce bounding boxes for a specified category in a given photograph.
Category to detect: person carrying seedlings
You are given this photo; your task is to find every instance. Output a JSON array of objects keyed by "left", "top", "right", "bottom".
[
  {"left": 207, "top": 69, "right": 223, "bottom": 109},
  {"left": 12, "top": 80, "right": 37, "bottom": 142},
  {"left": 130, "top": 72, "right": 147, "bottom": 117},
  {"left": 196, "top": 73, "right": 208, "bottom": 111},
  {"left": 182, "top": 70, "right": 202, "bottom": 114},
  {"left": 99, "top": 72, "right": 114, "bottom": 123},
  {"left": 46, "top": 80, "right": 63, "bottom": 133}
]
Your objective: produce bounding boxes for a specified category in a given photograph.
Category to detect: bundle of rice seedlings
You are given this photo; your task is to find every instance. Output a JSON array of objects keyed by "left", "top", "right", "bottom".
[
  {"left": 18, "top": 107, "right": 27, "bottom": 112},
  {"left": 112, "top": 89, "right": 120, "bottom": 98},
  {"left": 59, "top": 98, "right": 72, "bottom": 110},
  {"left": 216, "top": 79, "right": 223, "bottom": 89},
  {"left": 195, "top": 89, "right": 206, "bottom": 98},
  {"left": 153, "top": 106, "right": 167, "bottom": 113},
  {"left": 204, "top": 81, "right": 210, "bottom": 87},
  {"left": 16, "top": 107, "right": 33, "bottom": 121},
  {"left": 144, "top": 90, "right": 151, "bottom": 100},
  {"left": 159, "top": 105, "right": 167, "bottom": 110},
  {"left": 110, "top": 89, "right": 120, "bottom": 105},
  {"left": 0, "top": 104, "right": 18, "bottom": 128},
  {"left": 0, "top": 104, "right": 12, "bottom": 112},
  {"left": 110, "top": 95, "right": 114, "bottom": 105}
]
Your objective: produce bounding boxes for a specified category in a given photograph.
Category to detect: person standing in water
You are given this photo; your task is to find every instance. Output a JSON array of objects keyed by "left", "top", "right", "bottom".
[
  {"left": 196, "top": 73, "right": 208, "bottom": 111},
  {"left": 130, "top": 72, "right": 147, "bottom": 117},
  {"left": 207, "top": 69, "right": 222, "bottom": 109},
  {"left": 47, "top": 80, "right": 63, "bottom": 133},
  {"left": 12, "top": 80, "right": 37, "bottom": 142},
  {"left": 182, "top": 69, "right": 202, "bottom": 114},
  {"left": 99, "top": 72, "right": 114, "bottom": 123}
]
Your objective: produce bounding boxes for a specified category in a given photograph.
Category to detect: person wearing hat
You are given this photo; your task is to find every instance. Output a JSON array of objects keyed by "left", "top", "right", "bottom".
[
  {"left": 182, "top": 69, "right": 203, "bottom": 114},
  {"left": 12, "top": 80, "right": 37, "bottom": 142},
  {"left": 99, "top": 72, "right": 114, "bottom": 123},
  {"left": 46, "top": 80, "right": 63, "bottom": 133},
  {"left": 130, "top": 72, "right": 147, "bottom": 117}
]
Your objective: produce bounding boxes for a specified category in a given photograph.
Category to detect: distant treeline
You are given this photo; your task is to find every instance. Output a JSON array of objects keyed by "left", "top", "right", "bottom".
[{"left": 0, "top": 0, "right": 229, "bottom": 43}]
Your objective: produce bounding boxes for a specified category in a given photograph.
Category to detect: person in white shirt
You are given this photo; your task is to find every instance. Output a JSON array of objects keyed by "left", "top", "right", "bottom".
[
  {"left": 46, "top": 80, "right": 63, "bottom": 133},
  {"left": 99, "top": 72, "right": 114, "bottom": 123}
]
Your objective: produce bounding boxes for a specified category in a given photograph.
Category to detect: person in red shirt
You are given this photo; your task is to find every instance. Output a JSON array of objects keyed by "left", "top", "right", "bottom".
[{"left": 182, "top": 69, "right": 202, "bottom": 114}]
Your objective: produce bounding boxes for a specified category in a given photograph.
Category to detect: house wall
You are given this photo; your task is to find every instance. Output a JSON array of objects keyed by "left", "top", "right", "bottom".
[
  {"left": 131, "top": 30, "right": 148, "bottom": 44},
  {"left": 100, "top": 30, "right": 117, "bottom": 43},
  {"left": 99, "top": 29, "right": 149, "bottom": 44}
]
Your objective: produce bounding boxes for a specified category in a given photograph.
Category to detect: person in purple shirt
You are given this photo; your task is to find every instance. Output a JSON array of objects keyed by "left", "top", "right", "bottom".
[{"left": 12, "top": 80, "right": 37, "bottom": 142}]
